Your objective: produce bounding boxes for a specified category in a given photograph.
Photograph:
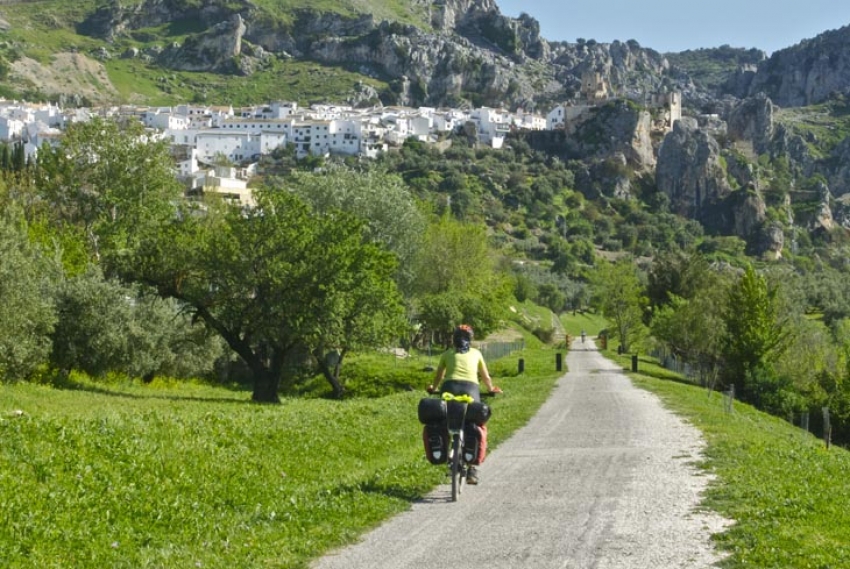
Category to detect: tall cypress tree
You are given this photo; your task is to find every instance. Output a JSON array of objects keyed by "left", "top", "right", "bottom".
[{"left": 720, "top": 265, "right": 789, "bottom": 403}]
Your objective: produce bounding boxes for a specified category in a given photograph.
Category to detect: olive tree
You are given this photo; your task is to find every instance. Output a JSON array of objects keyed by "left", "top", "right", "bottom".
[
  {"left": 0, "top": 207, "right": 58, "bottom": 380},
  {"left": 283, "top": 166, "right": 425, "bottom": 297},
  {"left": 50, "top": 267, "right": 225, "bottom": 380},
  {"left": 33, "top": 116, "right": 183, "bottom": 262},
  {"left": 122, "top": 188, "right": 405, "bottom": 401}
]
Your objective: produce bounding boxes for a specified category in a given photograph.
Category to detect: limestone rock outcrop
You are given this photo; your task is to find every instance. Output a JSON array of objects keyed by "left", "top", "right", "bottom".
[
  {"left": 158, "top": 14, "right": 249, "bottom": 74},
  {"left": 731, "top": 24, "right": 850, "bottom": 107},
  {"left": 656, "top": 118, "right": 732, "bottom": 221},
  {"left": 76, "top": 0, "right": 679, "bottom": 109},
  {"left": 726, "top": 93, "right": 774, "bottom": 154}
]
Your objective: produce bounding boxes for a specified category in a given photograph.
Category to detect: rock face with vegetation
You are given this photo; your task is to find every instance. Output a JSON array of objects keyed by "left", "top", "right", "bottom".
[
  {"left": 157, "top": 14, "right": 251, "bottom": 74},
  {"left": 64, "top": 0, "right": 678, "bottom": 109},
  {"left": 656, "top": 118, "right": 732, "bottom": 220},
  {"left": 4, "top": 0, "right": 850, "bottom": 258},
  {"left": 727, "top": 93, "right": 774, "bottom": 154},
  {"left": 731, "top": 25, "right": 850, "bottom": 107}
]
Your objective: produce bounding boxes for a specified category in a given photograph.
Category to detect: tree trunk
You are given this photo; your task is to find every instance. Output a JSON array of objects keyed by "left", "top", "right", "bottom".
[
  {"left": 315, "top": 347, "right": 345, "bottom": 399},
  {"left": 252, "top": 369, "right": 282, "bottom": 403}
]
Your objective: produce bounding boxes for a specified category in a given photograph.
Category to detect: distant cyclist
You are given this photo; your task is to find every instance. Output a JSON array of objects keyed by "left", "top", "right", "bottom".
[
  {"left": 427, "top": 324, "right": 501, "bottom": 484},
  {"left": 580, "top": 330, "right": 587, "bottom": 344}
]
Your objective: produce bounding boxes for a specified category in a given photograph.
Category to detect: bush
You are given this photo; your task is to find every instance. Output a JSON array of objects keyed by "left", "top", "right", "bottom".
[{"left": 0, "top": 208, "right": 58, "bottom": 381}]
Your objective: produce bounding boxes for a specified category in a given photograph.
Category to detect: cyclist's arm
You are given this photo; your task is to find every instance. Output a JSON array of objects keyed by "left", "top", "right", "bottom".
[
  {"left": 429, "top": 360, "right": 447, "bottom": 392},
  {"left": 478, "top": 356, "right": 500, "bottom": 393}
]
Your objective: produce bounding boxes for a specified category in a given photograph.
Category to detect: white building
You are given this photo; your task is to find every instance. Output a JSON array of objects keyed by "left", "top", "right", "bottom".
[
  {"left": 194, "top": 129, "right": 286, "bottom": 164},
  {"left": 143, "top": 109, "right": 190, "bottom": 131},
  {"left": 187, "top": 165, "right": 254, "bottom": 207},
  {"left": 546, "top": 104, "right": 592, "bottom": 130},
  {"left": 469, "top": 107, "right": 511, "bottom": 148},
  {"left": 0, "top": 116, "right": 25, "bottom": 142}
]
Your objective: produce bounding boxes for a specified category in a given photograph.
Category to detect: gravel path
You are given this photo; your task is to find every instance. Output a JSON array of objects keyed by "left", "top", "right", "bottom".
[{"left": 312, "top": 339, "right": 731, "bottom": 569}]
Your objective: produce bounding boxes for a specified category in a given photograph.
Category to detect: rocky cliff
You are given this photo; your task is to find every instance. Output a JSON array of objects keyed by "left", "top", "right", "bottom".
[
  {"left": 73, "top": 0, "right": 679, "bottom": 109},
  {"left": 727, "top": 24, "right": 850, "bottom": 107},
  {"left": 656, "top": 117, "right": 733, "bottom": 221}
]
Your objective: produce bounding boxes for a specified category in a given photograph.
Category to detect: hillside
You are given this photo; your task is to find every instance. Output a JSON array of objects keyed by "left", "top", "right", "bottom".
[{"left": 0, "top": 0, "right": 677, "bottom": 108}]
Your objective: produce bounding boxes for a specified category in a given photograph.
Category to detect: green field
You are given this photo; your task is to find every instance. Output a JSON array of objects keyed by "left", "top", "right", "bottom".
[
  {"left": 3, "top": 334, "right": 850, "bottom": 567},
  {"left": 0, "top": 342, "right": 562, "bottom": 568}
]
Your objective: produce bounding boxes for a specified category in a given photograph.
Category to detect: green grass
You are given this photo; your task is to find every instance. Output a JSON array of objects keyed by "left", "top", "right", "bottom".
[
  {"left": 0, "top": 0, "right": 403, "bottom": 106},
  {"left": 605, "top": 349, "right": 850, "bottom": 569},
  {"left": 559, "top": 310, "right": 609, "bottom": 339},
  {"left": 99, "top": 57, "right": 390, "bottom": 107},
  {"left": 7, "top": 328, "right": 850, "bottom": 568},
  {"left": 0, "top": 346, "right": 562, "bottom": 568}
]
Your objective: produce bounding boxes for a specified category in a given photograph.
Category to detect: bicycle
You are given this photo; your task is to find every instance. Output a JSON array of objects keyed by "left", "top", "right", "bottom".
[
  {"left": 443, "top": 392, "right": 474, "bottom": 501},
  {"left": 419, "top": 390, "right": 493, "bottom": 502}
]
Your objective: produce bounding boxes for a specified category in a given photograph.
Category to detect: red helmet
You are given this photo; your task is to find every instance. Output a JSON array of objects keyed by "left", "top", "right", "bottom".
[{"left": 453, "top": 324, "right": 474, "bottom": 342}]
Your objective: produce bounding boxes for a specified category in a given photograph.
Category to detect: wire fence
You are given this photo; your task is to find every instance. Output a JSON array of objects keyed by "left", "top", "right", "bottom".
[
  {"left": 479, "top": 340, "right": 525, "bottom": 361},
  {"left": 649, "top": 349, "right": 834, "bottom": 448},
  {"left": 382, "top": 340, "right": 525, "bottom": 369}
]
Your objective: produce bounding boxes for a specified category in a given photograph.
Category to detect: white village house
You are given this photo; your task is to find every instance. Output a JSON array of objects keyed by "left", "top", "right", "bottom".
[{"left": 0, "top": 72, "right": 682, "bottom": 201}]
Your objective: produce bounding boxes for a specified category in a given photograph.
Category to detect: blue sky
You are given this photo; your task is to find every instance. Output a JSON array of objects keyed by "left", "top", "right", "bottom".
[{"left": 495, "top": 0, "right": 850, "bottom": 54}]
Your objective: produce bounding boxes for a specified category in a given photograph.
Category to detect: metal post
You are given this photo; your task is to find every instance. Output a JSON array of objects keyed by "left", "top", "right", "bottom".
[
  {"left": 556, "top": 353, "right": 562, "bottom": 372},
  {"left": 823, "top": 407, "right": 832, "bottom": 449},
  {"left": 518, "top": 358, "right": 525, "bottom": 374},
  {"left": 724, "top": 385, "right": 735, "bottom": 413}
]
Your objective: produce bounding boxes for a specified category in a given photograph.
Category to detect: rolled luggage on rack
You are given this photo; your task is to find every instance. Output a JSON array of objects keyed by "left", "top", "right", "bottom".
[
  {"left": 418, "top": 397, "right": 446, "bottom": 424},
  {"left": 465, "top": 401, "right": 491, "bottom": 425}
]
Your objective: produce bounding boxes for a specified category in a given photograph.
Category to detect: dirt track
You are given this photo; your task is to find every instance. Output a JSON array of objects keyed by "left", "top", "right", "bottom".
[{"left": 312, "top": 339, "right": 730, "bottom": 569}]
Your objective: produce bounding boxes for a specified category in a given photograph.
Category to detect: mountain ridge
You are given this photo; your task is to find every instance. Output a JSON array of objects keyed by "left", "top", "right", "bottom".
[{"left": 2, "top": 0, "right": 850, "bottom": 114}]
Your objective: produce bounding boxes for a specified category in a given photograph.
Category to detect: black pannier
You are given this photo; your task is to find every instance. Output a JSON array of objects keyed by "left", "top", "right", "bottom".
[
  {"left": 466, "top": 401, "right": 491, "bottom": 425},
  {"left": 418, "top": 398, "right": 447, "bottom": 425}
]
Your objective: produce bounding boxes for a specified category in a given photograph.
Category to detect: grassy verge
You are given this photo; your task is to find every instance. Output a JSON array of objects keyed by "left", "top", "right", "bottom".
[
  {"left": 605, "top": 350, "right": 850, "bottom": 568},
  {"left": 0, "top": 344, "right": 562, "bottom": 568},
  {"left": 559, "top": 310, "right": 609, "bottom": 339}
]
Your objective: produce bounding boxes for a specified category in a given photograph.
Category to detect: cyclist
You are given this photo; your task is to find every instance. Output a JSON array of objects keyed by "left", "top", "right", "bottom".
[
  {"left": 427, "top": 324, "right": 501, "bottom": 484},
  {"left": 580, "top": 329, "right": 586, "bottom": 344}
]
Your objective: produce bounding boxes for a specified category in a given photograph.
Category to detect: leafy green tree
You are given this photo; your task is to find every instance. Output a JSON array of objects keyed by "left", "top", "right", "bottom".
[
  {"left": 33, "top": 117, "right": 183, "bottom": 262},
  {"left": 413, "top": 214, "right": 509, "bottom": 344},
  {"left": 650, "top": 287, "right": 727, "bottom": 386},
  {"left": 513, "top": 272, "right": 537, "bottom": 303},
  {"left": 720, "top": 265, "right": 791, "bottom": 403},
  {"left": 50, "top": 267, "right": 135, "bottom": 377},
  {"left": 590, "top": 258, "right": 647, "bottom": 352},
  {"left": 283, "top": 166, "right": 425, "bottom": 297},
  {"left": 774, "top": 316, "right": 839, "bottom": 415},
  {"left": 537, "top": 283, "right": 567, "bottom": 313},
  {"left": 120, "top": 189, "right": 404, "bottom": 401},
  {"left": 646, "top": 249, "right": 714, "bottom": 310},
  {"left": 0, "top": 207, "right": 58, "bottom": 380},
  {"left": 827, "top": 319, "right": 850, "bottom": 442}
]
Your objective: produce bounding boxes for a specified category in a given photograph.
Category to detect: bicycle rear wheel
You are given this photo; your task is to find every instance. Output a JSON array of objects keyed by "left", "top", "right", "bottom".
[{"left": 450, "top": 433, "right": 464, "bottom": 501}]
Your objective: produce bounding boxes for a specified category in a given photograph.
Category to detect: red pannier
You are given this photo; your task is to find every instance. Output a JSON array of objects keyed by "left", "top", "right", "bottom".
[
  {"left": 462, "top": 423, "right": 488, "bottom": 465},
  {"left": 422, "top": 424, "right": 449, "bottom": 464}
]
